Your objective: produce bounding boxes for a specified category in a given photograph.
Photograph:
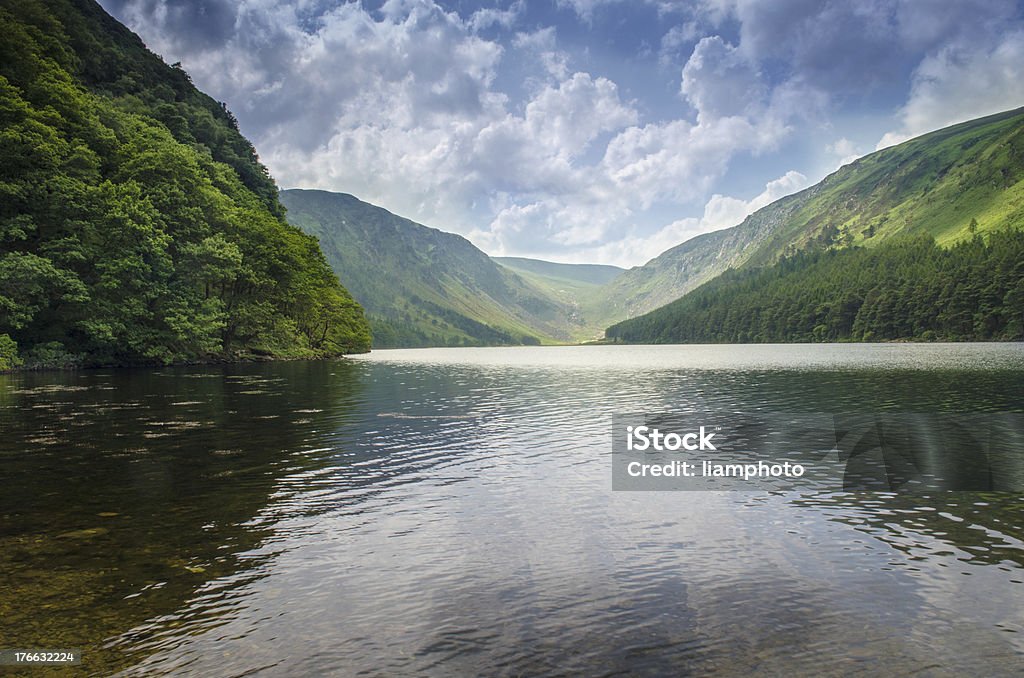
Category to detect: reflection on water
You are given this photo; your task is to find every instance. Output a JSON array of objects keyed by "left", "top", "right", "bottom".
[
  {"left": 1, "top": 344, "right": 1022, "bottom": 676},
  {"left": 0, "top": 362, "right": 365, "bottom": 674}
]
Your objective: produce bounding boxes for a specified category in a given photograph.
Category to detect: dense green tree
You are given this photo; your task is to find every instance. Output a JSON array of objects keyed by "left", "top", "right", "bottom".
[
  {"left": 606, "top": 231, "right": 1024, "bottom": 344},
  {"left": 0, "top": 0, "right": 370, "bottom": 367}
]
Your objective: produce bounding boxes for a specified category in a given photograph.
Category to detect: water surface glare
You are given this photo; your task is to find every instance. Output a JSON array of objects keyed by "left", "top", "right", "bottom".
[{"left": 1, "top": 344, "right": 1023, "bottom": 676}]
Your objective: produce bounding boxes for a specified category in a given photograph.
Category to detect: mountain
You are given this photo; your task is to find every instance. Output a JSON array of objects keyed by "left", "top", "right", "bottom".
[
  {"left": 493, "top": 257, "right": 624, "bottom": 341},
  {"left": 594, "top": 107, "right": 1024, "bottom": 328},
  {"left": 281, "top": 189, "right": 589, "bottom": 348},
  {"left": 606, "top": 231, "right": 1024, "bottom": 343},
  {"left": 606, "top": 108, "right": 1024, "bottom": 344},
  {"left": 0, "top": 0, "right": 370, "bottom": 369},
  {"left": 493, "top": 257, "right": 624, "bottom": 285},
  {"left": 591, "top": 192, "right": 812, "bottom": 326}
]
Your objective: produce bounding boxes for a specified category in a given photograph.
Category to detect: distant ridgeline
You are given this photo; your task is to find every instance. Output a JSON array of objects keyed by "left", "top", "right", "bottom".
[
  {"left": 0, "top": 0, "right": 370, "bottom": 369},
  {"left": 281, "top": 189, "right": 616, "bottom": 348},
  {"left": 606, "top": 108, "right": 1024, "bottom": 344}
]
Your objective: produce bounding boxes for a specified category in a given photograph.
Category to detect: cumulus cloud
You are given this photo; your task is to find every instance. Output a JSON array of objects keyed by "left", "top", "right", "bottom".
[
  {"left": 513, "top": 27, "right": 570, "bottom": 80},
  {"left": 602, "top": 113, "right": 790, "bottom": 209},
  {"left": 103, "top": 0, "right": 806, "bottom": 265},
  {"left": 467, "top": 73, "right": 637, "bottom": 197},
  {"left": 98, "top": 0, "right": 1024, "bottom": 267},
  {"left": 641, "top": 169, "right": 808, "bottom": 257},
  {"left": 534, "top": 170, "right": 809, "bottom": 265},
  {"left": 554, "top": 0, "right": 619, "bottom": 22},
  {"left": 686, "top": 1, "right": 1023, "bottom": 153},
  {"left": 659, "top": 21, "right": 700, "bottom": 65},
  {"left": 877, "top": 31, "right": 1024, "bottom": 150},
  {"left": 469, "top": 0, "right": 524, "bottom": 33},
  {"left": 702, "top": 0, "right": 1018, "bottom": 91},
  {"left": 827, "top": 137, "right": 862, "bottom": 168},
  {"left": 681, "top": 36, "right": 767, "bottom": 120}
]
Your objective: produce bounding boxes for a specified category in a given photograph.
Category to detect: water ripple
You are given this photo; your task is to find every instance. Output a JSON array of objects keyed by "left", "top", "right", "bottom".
[{"left": 0, "top": 345, "right": 1022, "bottom": 675}]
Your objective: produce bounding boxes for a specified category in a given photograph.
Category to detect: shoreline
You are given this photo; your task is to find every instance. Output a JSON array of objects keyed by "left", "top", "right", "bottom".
[
  {"left": 0, "top": 349, "right": 371, "bottom": 375},
  {"left": 6, "top": 338, "right": 1023, "bottom": 374}
]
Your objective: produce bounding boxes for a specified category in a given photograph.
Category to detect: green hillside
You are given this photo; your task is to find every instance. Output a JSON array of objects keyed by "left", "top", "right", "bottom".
[
  {"left": 493, "top": 257, "right": 624, "bottom": 285},
  {"left": 593, "top": 107, "right": 1024, "bottom": 328},
  {"left": 281, "top": 190, "right": 586, "bottom": 348},
  {"left": 605, "top": 108, "right": 1024, "bottom": 344},
  {"left": 606, "top": 231, "right": 1024, "bottom": 343},
  {"left": 746, "top": 107, "right": 1024, "bottom": 262},
  {"left": 591, "top": 192, "right": 812, "bottom": 326},
  {"left": 0, "top": 0, "right": 370, "bottom": 369},
  {"left": 494, "top": 257, "right": 624, "bottom": 341}
]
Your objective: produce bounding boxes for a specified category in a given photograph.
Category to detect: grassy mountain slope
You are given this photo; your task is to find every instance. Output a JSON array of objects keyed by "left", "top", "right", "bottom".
[
  {"left": 591, "top": 191, "right": 815, "bottom": 326},
  {"left": 606, "top": 108, "right": 1024, "bottom": 344},
  {"left": 0, "top": 0, "right": 370, "bottom": 369},
  {"left": 606, "top": 231, "right": 1024, "bottom": 343},
  {"left": 594, "top": 107, "right": 1024, "bottom": 328},
  {"left": 493, "top": 257, "right": 624, "bottom": 285},
  {"left": 745, "top": 106, "right": 1024, "bottom": 264},
  {"left": 494, "top": 257, "right": 624, "bottom": 341},
  {"left": 281, "top": 190, "right": 584, "bottom": 348}
]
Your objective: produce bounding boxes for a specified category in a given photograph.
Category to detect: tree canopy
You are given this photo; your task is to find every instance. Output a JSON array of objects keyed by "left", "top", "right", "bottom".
[
  {"left": 606, "top": 231, "right": 1024, "bottom": 344},
  {"left": 0, "top": 0, "right": 370, "bottom": 369}
]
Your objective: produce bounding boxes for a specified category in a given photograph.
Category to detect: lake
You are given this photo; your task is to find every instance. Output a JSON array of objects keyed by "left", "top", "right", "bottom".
[{"left": 2, "top": 344, "right": 1024, "bottom": 676}]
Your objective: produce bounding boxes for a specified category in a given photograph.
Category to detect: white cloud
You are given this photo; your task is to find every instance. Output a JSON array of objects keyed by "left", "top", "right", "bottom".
[
  {"left": 705, "top": 169, "right": 808, "bottom": 227},
  {"left": 512, "top": 26, "right": 557, "bottom": 51},
  {"left": 459, "top": 73, "right": 636, "bottom": 208},
  {"left": 554, "top": 0, "right": 619, "bottom": 22},
  {"left": 513, "top": 27, "right": 570, "bottom": 80},
  {"left": 469, "top": 0, "right": 524, "bottom": 33},
  {"left": 701, "top": 0, "right": 1020, "bottom": 98},
  {"left": 659, "top": 22, "right": 700, "bottom": 64},
  {"left": 98, "top": 0, "right": 1024, "bottom": 268},
  {"left": 384, "top": 24, "right": 807, "bottom": 265},
  {"left": 493, "top": 170, "right": 809, "bottom": 266},
  {"left": 877, "top": 31, "right": 1024, "bottom": 150},
  {"left": 827, "top": 137, "right": 861, "bottom": 168},
  {"left": 525, "top": 74, "right": 637, "bottom": 153},
  {"left": 203, "top": 4, "right": 794, "bottom": 266},
  {"left": 621, "top": 170, "right": 808, "bottom": 265},
  {"left": 681, "top": 36, "right": 766, "bottom": 121},
  {"left": 601, "top": 115, "right": 783, "bottom": 208}
]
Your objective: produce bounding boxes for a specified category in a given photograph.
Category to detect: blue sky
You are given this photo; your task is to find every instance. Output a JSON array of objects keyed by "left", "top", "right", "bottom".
[{"left": 99, "top": 0, "right": 1024, "bottom": 266}]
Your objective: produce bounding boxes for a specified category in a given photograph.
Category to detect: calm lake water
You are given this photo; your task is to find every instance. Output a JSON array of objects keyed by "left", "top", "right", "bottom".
[{"left": 2, "top": 344, "right": 1024, "bottom": 676}]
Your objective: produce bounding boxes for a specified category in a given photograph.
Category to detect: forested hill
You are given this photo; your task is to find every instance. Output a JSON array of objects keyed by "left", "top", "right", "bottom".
[
  {"left": 594, "top": 107, "right": 1024, "bottom": 327},
  {"left": 606, "top": 231, "right": 1024, "bottom": 344},
  {"left": 605, "top": 108, "right": 1024, "bottom": 345},
  {"left": 282, "top": 189, "right": 580, "bottom": 348},
  {"left": 0, "top": 0, "right": 370, "bottom": 369}
]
